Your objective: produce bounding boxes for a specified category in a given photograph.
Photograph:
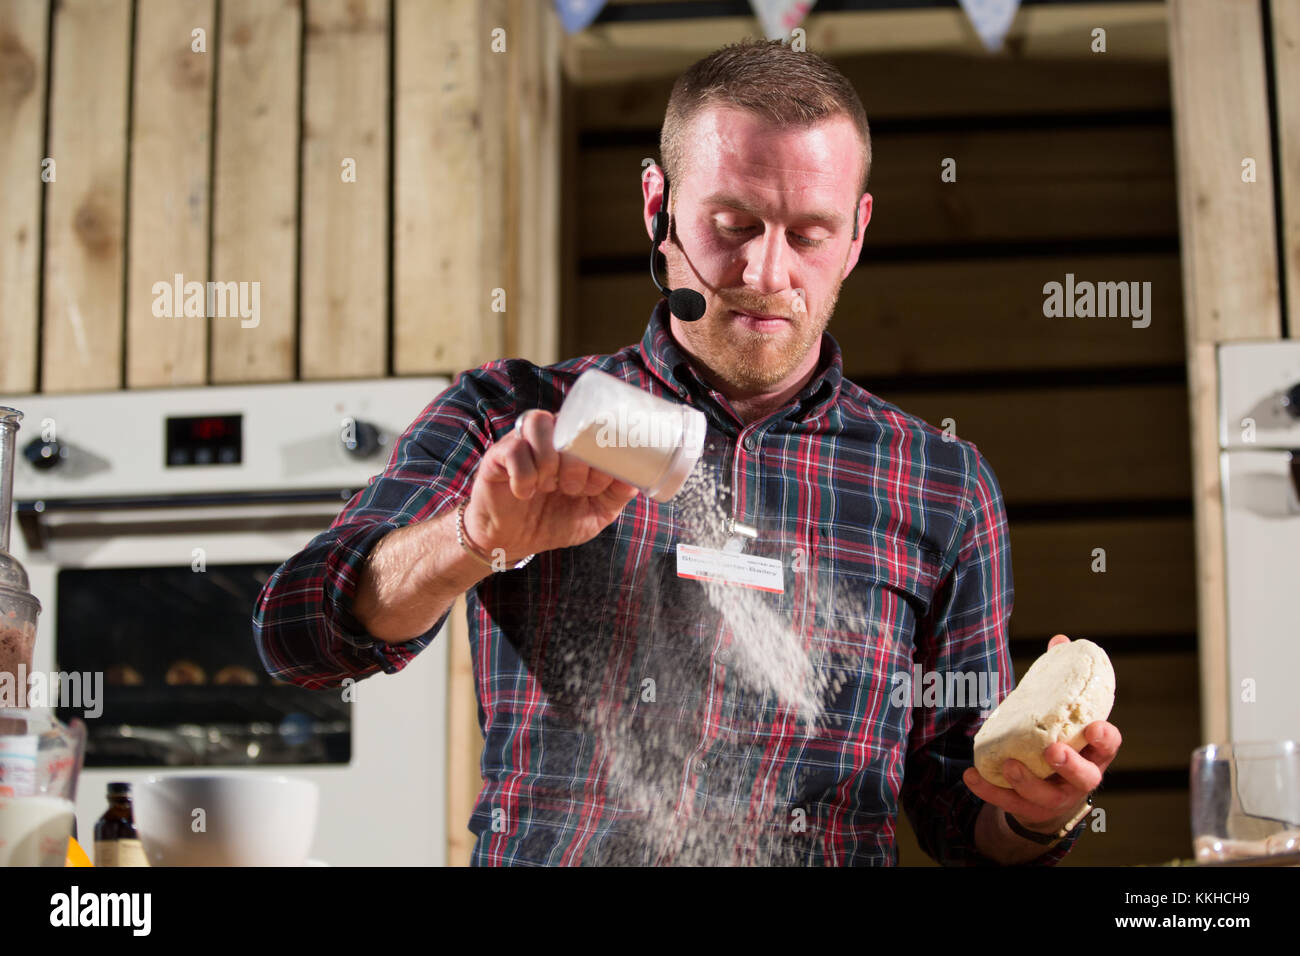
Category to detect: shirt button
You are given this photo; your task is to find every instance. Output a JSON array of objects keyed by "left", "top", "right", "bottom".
[
  {"left": 694, "top": 760, "right": 708, "bottom": 775},
  {"left": 742, "top": 436, "right": 755, "bottom": 451}
]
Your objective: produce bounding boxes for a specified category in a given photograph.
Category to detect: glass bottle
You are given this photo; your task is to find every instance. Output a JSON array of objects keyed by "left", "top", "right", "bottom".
[{"left": 94, "top": 782, "right": 149, "bottom": 866}]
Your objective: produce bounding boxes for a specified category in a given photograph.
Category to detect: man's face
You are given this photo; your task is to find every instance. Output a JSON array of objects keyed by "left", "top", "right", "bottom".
[{"left": 646, "top": 105, "right": 872, "bottom": 396}]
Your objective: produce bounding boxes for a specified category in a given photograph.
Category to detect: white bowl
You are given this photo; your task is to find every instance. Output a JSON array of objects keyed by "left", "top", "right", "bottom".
[{"left": 134, "top": 774, "right": 319, "bottom": 867}]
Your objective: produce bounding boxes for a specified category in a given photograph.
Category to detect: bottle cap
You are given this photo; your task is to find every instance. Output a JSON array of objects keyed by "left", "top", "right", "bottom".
[
  {"left": 107, "top": 782, "right": 131, "bottom": 796},
  {"left": 644, "top": 405, "right": 706, "bottom": 503}
]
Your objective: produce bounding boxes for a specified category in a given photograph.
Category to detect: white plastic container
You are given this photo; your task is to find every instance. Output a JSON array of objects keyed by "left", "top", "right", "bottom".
[{"left": 551, "top": 369, "right": 705, "bottom": 503}]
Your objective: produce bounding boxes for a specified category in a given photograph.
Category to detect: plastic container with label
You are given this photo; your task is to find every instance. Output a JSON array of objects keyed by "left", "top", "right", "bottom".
[{"left": 551, "top": 369, "right": 706, "bottom": 503}]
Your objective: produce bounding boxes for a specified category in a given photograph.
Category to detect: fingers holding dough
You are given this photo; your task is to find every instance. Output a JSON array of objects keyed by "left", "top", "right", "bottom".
[{"left": 973, "top": 639, "right": 1115, "bottom": 788}]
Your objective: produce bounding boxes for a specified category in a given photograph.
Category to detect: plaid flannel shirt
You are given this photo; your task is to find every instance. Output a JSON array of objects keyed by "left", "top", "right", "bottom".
[{"left": 252, "top": 300, "right": 1084, "bottom": 866}]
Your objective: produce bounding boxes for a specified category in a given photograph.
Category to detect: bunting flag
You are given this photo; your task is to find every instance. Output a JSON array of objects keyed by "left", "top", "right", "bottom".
[
  {"left": 958, "top": 0, "right": 1022, "bottom": 53},
  {"left": 553, "top": 0, "right": 608, "bottom": 35},
  {"left": 748, "top": 0, "right": 818, "bottom": 42}
]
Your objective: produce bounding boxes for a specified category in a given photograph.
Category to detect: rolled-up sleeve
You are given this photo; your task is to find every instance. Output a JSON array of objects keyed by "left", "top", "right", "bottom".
[
  {"left": 899, "top": 445, "right": 1083, "bottom": 866},
  {"left": 252, "top": 362, "right": 520, "bottom": 689}
]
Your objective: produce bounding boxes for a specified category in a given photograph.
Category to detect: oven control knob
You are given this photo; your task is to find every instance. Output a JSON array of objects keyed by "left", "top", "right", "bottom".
[
  {"left": 23, "top": 437, "right": 66, "bottom": 470},
  {"left": 1284, "top": 382, "right": 1300, "bottom": 419},
  {"left": 341, "top": 418, "right": 383, "bottom": 459}
]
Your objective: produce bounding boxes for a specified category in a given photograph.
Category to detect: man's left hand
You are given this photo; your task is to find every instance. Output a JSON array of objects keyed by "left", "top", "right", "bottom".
[{"left": 961, "top": 634, "right": 1123, "bottom": 834}]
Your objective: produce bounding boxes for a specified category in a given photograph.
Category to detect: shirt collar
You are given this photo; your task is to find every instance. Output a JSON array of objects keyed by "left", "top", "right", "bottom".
[{"left": 636, "top": 299, "right": 844, "bottom": 425}]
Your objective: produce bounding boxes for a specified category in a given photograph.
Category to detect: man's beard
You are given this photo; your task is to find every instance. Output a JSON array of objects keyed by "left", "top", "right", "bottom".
[{"left": 672, "top": 281, "right": 841, "bottom": 394}]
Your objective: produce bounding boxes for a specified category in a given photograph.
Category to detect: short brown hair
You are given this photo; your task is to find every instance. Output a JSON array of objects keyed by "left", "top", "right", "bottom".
[{"left": 660, "top": 39, "right": 871, "bottom": 198}]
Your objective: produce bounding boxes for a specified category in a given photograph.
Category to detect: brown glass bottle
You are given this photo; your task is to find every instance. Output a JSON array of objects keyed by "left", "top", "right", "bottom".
[{"left": 94, "top": 782, "right": 149, "bottom": 866}]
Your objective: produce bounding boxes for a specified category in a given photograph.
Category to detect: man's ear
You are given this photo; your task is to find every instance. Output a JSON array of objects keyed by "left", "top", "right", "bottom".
[
  {"left": 842, "top": 192, "right": 873, "bottom": 280},
  {"left": 642, "top": 163, "right": 667, "bottom": 242}
]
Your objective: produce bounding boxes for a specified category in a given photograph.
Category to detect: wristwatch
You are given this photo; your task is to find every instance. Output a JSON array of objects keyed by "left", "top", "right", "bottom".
[{"left": 1005, "top": 793, "right": 1094, "bottom": 846}]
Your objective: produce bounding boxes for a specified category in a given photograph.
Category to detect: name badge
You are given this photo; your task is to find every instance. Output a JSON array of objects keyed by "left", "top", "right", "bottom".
[{"left": 676, "top": 543, "right": 784, "bottom": 594}]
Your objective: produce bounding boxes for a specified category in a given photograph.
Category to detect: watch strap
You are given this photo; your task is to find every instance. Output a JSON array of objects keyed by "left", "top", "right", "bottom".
[{"left": 1006, "top": 793, "right": 1093, "bottom": 846}]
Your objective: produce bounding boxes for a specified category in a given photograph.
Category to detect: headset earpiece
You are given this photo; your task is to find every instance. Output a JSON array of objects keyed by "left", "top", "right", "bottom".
[
  {"left": 648, "top": 170, "right": 707, "bottom": 322},
  {"left": 653, "top": 172, "right": 671, "bottom": 243}
]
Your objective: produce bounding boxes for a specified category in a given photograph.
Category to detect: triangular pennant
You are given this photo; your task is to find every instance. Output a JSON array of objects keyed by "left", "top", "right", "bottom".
[
  {"left": 748, "top": 0, "right": 818, "bottom": 42},
  {"left": 958, "top": 0, "right": 1022, "bottom": 53},
  {"left": 553, "top": 0, "right": 608, "bottom": 35}
]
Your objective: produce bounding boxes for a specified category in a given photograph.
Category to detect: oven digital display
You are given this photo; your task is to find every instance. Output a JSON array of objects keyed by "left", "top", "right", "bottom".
[{"left": 165, "top": 414, "right": 242, "bottom": 466}]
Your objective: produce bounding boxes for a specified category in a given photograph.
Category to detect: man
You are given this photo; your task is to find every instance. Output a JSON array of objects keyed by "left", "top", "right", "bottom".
[{"left": 253, "top": 39, "right": 1121, "bottom": 866}]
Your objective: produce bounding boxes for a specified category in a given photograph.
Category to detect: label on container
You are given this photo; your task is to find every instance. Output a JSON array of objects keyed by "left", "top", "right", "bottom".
[
  {"left": 0, "top": 735, "right": 38, "bottom": 798},
  {"left": 676, "top": 544, "right": 784, "bottom": 593},
  {"left": 95, "top": 838, "right": 150, "bottom": 867}
]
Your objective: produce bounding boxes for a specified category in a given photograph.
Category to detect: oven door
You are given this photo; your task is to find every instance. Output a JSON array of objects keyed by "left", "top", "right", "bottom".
[{"left": 13, "top": 494, "right": 448, "bottom": 865}]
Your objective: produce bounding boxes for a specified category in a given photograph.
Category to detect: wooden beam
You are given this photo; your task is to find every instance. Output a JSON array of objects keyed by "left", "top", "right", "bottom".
[
  {"left": 559, "top": 74, "right": 581, "bottom": 360},
  {"left": 210, "top": 0, "right": 301, "bottom": 384},
  {"left": 126, "top": 0, "right": 214, "bottom": 388},
  {"left": 393, "top": 0, "right": 502, "bottom": 373},
  {"left": 0, "top": 0, "right": 48, "bottom": 395},
  {"left": 1272, "top": 0, "right": 1300, "bottom": 337},
  {"left": 564, "top": 2, "right": 1168, "bottom": 86},
  {"left": 1009, "top": 519, "right": 1196, "bottom": 642},
  {"left": 889, "top": 384, "right": 1192, "bottom": 505},
  {"left": 299, "top": 0, "right": 388, "bottom": 380},
  {"left": 576, "top": 255, "right": 1187, "bottom": 377},
  {"left": 445, "top": 594, "right": 481, "bottom": 867},
  {"left": 41, "top": 0, "right": 131, "bottom": 393},
  {"left": 1167, "top": 0, "right": 1282, "bottom": 746},
  {"left": 576, "top": 51, "right": 1173, "bottom": 129},
  {"left": 576, "top": 126, "right": 1180, "bottom": 259},
  {"left": 502, "top": 0, "right": 561, "bottom": 365}
]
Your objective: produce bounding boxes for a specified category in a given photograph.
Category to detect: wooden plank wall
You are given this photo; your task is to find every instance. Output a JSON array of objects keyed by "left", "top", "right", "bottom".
[
  {"left": 0, "top": 0, "right": 560, "bottom": 396},
  {"left": 565, "top": 40, "right": 1199, "bottom": 864},
  {"left": 0, "top": 0, "right": 562, "bottom": 869}
]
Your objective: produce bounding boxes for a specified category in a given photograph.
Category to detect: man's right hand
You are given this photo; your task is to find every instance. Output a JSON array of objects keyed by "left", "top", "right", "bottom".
[{"left": 461, "top": 409, "right": 638, "bottom": 565}]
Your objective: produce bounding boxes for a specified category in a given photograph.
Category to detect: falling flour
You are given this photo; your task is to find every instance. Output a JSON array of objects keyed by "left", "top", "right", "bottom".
[{"left": 529, "top": 460, "right": 891, "bottom": 866}]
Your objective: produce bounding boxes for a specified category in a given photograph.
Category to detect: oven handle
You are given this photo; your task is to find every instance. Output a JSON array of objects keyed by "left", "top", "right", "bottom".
[{"left": 14, "top": 488, "right": 361, "bottom": 551}]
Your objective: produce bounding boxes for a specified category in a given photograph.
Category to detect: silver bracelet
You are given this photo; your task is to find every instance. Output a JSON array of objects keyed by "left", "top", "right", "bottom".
[{"left": 455, "top": 498, "right": 535, "bottom": 571}]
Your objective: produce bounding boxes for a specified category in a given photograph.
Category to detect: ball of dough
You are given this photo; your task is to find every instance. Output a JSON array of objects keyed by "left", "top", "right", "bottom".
[{"left": 973, "top": 639, "right": 1115, "bottom": 788}]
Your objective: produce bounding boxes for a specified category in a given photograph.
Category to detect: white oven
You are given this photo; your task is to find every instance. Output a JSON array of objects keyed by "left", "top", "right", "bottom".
[
  {"left": 1, "top": 378, "right": 449, "bottom": 865},
  {"left": 1217, "top": 341, "right": 1300, "bottom": 744}
]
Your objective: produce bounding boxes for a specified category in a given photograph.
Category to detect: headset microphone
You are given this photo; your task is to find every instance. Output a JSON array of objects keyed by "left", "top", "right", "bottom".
[{"left": 650, "top": 176, "right": 707, "bottom": 322}]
